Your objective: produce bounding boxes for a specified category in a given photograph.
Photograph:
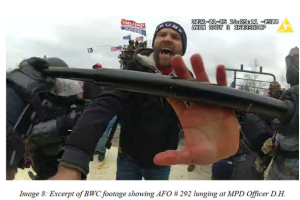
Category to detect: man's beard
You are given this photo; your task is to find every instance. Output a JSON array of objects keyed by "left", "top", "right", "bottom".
[{"left": 154, "top": 48, "right": 176, "bottom": 69}]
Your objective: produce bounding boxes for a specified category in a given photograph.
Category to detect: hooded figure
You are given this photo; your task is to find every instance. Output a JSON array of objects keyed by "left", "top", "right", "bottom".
[
  {"left": 286, "top": 47, "right": 299, "bottom": 86},
  {"left": 266, "top": 47, "right": 299, "bottom": 180}
]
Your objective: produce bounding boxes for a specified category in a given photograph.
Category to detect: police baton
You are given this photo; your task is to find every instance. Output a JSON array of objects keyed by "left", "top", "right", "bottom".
[{"left": 42, "top": 68, "right": 294, "bottom": 123}]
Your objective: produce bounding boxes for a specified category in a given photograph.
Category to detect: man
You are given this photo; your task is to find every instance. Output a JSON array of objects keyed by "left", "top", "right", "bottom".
[
  {"left": 135, "top": 40, "right": 139, "bottom": 49},
  {"left": 128, "top": 40, "right": 135, "bottom": 51},
  {"left": 269, "top": 81, "right": 283, "bottom": 99},
  {"left": 265, "top": 47, "right": 299, "bottom": 180},
  {"left": 83, "top": 63, "right": 117, "bottom": 162},
  {"left": 49, "top": 21, "right": 240, "bottom": 180}
]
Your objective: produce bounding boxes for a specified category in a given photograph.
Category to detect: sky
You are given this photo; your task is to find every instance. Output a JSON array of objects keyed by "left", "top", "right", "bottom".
[{"left": 6, "top": 16, "right": 299, "bottom": 88}]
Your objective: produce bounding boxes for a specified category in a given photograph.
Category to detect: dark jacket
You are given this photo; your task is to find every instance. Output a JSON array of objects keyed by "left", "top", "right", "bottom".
[
  {"left": 82, "top": 81, "right": 105, "bottom": 100},
  {"left": 271, "top": 84, "right": 299, "bottom": 153},
  {"left": 59, "top": 49, "right": 182, "bottom": 176}
]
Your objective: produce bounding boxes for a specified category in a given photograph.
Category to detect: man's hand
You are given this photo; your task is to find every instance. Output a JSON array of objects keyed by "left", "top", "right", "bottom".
[
  {"left": 48, "top": 166, "right": 81, "bottom": 180},
  {"left": 154, "top": 54, "right": 240, "bottom": 165}
]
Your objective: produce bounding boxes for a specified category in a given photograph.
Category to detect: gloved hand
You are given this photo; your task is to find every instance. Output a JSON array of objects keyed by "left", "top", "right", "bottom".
[
  {"left": 56, "top": 110, "right": 82, "bottom": 136},
  {"left": 31, "top": 120, "right": 58, "bottom": 135},
  {"left": 20, "top": 57, "right": 49, "bottom": 72},
  {"left": 28, "top": 120, "right": 62, "bottom": 149},
  {"left": 261, "top": 138, "right": 275, "bottom": 155}
]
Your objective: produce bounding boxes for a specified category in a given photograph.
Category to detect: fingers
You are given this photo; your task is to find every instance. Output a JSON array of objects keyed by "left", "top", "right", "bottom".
[
  {"left": 216, "top": 65, "right": 227, "bottom": 86},
  {"left": 190, "top": 54, "right": 209, "bottom": 82},
  {"left": 171, "top": 55, "right": 194, "bottom": 80},
  {"left": 153, "top": 148, "right": 192, "bottom": 165},
  {"left": 166, "top": 98, "right": 188, "bottom": 117}
]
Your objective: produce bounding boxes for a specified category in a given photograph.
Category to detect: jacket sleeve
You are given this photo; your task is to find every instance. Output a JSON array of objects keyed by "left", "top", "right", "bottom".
[
  {"left": 59, "top": 60, "right": 140, "bottom": 177},
  {"left": 59, "top": 87, "right": 131, "bottom": 177},
  {"left": 271, "top": 85, "right": 299, "bottom": 138}
]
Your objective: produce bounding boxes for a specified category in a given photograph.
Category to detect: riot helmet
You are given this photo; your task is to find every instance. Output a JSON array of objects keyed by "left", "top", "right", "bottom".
[{"left": 46, "top": 57, "right": 69, "bottom": 68}]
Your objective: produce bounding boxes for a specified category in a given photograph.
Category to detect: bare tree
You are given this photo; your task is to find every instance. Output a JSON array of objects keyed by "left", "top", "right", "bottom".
[{"left": 240, "top": 59, "right": 267, "bottom": 93}]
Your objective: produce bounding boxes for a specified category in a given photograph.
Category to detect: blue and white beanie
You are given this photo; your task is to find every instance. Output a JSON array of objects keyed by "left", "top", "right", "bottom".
[{"left": 152, "top": 21, "right": 187, "bottom": 55}]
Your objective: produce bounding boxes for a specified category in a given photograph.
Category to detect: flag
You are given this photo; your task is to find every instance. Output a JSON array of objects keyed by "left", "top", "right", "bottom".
[
  {"left": 121, "top": 19, "right": 147, "bottom": 36},
  {"left": 123, "top": 35, "right": 131, "bottom": 40},
  {"left": 111, "top": 45, "right": 123, "bottom": 52},
  {"left": 116, "top": 45, "right": 122, "bottom": 51},
  {"left": 136, "top": 36, "right": 143, "bottom": 42},
  {"left": 87, "top": 48, "right": 93, "bottom": 53}
]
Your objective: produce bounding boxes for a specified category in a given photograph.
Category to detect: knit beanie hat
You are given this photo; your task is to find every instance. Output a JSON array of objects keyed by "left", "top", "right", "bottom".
[{"left": 152, "top": 21, "right": 187, "bottom": 55}]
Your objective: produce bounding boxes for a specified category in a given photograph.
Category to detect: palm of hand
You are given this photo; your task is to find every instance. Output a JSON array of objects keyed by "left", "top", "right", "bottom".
[
  {"left": 179, "top": 103, "right": 239, "bottom": 165},
  {"left": 154, "top": 54, "right": 240, "bottom": 166}
]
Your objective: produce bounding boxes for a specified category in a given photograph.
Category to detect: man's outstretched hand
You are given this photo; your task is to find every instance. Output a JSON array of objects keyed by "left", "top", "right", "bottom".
[{"left": 154, "top": 54, "right": 240, "bottom": 166}]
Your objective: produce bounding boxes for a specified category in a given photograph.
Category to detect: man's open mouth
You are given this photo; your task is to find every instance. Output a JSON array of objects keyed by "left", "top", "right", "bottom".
[{"left": 160, "top": 48, "right": 173, "bottom": 56}]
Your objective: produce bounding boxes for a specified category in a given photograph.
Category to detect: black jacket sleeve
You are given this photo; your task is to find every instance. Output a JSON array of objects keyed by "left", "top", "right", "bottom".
[
  {"left": 59, "top": 61, "right": 139, "bottom": 177},
  {"left": 271, "top": 85, "right": 299, "bottom": 138},
  {"left": 59, "top": 87, "right": 130, "bottom": 176}
]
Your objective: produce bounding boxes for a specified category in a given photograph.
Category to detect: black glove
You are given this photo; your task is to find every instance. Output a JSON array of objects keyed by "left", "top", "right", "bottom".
[
  {"left": 21, "top": 57, "right": 49, "bottom": 72},
  {"left": 31, "top": 120, "right": 58, "bottom": 136},
  {"left": 56, "top": 110, "right": 82, "bottom": 136},
  {"left": 9, "top": 57, "right": 53, "bottom": 95},
  {"left": 28, "top": 120, "right": 62, "bottom": 149}
]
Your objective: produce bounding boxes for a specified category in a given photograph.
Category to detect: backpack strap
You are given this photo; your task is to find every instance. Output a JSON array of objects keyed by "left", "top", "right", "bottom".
[{"left": 7, "top": 78, "right": 45, "bottom": 123}]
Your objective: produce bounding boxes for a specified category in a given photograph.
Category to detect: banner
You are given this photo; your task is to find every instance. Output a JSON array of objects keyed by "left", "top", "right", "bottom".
[
  {"left": 121, "top": 19, "right": 147, "bottom": 36},
  {"left": 111, "top": 45, "right": 123, "bottom": 52},
  {"left": 123, "top": 35, "right": 131, "bottom": 40}
]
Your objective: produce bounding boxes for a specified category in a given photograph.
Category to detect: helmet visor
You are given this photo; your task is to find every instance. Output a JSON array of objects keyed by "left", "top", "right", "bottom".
[{"left": 51, "top": 78, "right": 83, "bottom": 96}]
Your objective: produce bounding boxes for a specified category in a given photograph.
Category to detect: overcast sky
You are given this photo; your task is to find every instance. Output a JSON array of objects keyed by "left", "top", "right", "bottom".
[{"left": 6, "top": 16, "right": 299, "bottom": 88}]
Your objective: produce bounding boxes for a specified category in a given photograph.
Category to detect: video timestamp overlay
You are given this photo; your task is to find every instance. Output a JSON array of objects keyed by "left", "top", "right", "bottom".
[{"left": 191, "top": 19, "right": 283, "bottom": 31}]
